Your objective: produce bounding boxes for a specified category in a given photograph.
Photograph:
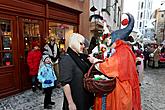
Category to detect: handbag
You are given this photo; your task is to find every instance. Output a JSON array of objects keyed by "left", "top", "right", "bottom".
[{"left": 83, "top": 61, "right": 116, "bottom": 95}]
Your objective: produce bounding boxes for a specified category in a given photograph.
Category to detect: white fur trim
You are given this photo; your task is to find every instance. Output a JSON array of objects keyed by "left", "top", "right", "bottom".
[{"left": 43, "top": 43, "right": 57, "bottom": 57}]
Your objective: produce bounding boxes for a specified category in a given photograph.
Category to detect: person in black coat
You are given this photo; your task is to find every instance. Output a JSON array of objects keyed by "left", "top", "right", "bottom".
[
  {"left": 59, "top": 33, "right": 94, "bottom": 110},
  {"left": 143, "top": 48, "right": 150, "bottom": 69}
]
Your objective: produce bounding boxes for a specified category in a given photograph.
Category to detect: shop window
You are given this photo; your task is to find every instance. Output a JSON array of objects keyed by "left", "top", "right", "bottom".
[
  {"left": 48, "top": 22, "right": 76, "bottom": 52},
  {"left": 23, "top": 19, "right": 40, "bottom": 60},
  {"left": 0, "top": 19, "right": 13, "bottom": 66}
]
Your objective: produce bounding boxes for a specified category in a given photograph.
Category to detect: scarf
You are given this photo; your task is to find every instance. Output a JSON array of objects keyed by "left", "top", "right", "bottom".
[{"left": 67, "top": 47, "right": 91, "bottom": 74}]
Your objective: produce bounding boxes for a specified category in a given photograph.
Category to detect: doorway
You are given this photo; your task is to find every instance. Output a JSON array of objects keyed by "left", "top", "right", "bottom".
[{"left": 19, "top": 18, "right": 43, "bottom": 90}]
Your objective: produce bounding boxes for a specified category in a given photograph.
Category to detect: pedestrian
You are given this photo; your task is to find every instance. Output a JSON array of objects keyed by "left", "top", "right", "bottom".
[
  {"left": 27, "top": 41, "right": 42, "bottom": 92},
  {"left": 43, "top": 35, "right": 60, "bottom": 87},
  {"left": 153, "top": 44, "right": 161, "bottom": 68},
  {"left": 37, "top": 55, "right": 57, "bottom": 109},
  {"left": 88, "top": 13, "right": 141, "bottom": 110},
  {"left": 43, "top": 36, "right": 60, "bottom": 63},
  {"left": 143, "top": 48, "right": 150, "bottom": 69},
  {"left": 59, "top": 33, "right": 94, "bottom": 110},
  {"left": 135, "top": 49, "right": 144, "bottom": 85}
]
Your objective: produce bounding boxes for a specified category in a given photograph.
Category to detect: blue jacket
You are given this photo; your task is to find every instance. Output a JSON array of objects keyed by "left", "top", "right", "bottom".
[{"left": 38, "top": 64, "right": 57, "bottom": 88}]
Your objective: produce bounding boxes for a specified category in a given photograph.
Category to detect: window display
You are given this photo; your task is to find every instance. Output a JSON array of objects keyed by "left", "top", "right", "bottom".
[
  {"left": 23, "top": 19, "right": 40, "bottom": 61},
  {"left": 48, "top": 22, "right": 76, "bottom": 52},
  {"left": 24, "top": 19, "right": 40, "bottom": 50},
  {"left": 0, "top": 19, "right": 13, "bottom": 66}
]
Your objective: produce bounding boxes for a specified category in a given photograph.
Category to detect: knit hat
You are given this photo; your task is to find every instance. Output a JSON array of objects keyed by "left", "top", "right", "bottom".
[
  {"left": 32, "top": 41, "right": 39, "bottom": 48},
  {"left": 42, "top": 55, "right": 49, "bottom": 62}
]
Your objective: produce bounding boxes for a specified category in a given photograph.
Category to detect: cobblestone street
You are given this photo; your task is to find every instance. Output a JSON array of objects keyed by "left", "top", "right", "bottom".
[
  {"left": 141, "top": 67, "right": 165, "bottom": 110},
  {"left": 0, "top": 67, "right": 165, "bottom": 110},
  {"left": 0, "top": 88, "right": 63, "bottom": 110}
]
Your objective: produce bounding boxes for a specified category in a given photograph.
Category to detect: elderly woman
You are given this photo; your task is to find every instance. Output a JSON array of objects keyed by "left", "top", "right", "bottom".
[
  {"left": 88, "top": 13, "right": 141, "bottom": 110},
  {"left": 59, "top": 33, "right": 94, "bottom": 110}
]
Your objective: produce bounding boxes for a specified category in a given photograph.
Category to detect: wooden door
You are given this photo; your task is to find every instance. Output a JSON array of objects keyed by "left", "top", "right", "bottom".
[
  {"left": 0, "top": 14, "right": 20, "bottom": 98},
  {"left": 19, "top": 18, "right": 43, "bottom": 90}
]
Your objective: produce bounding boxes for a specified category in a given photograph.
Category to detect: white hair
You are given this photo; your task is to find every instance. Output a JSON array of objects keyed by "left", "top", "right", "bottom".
[{"left": 68, "top": 33, "right": 85, "bottom": 53}]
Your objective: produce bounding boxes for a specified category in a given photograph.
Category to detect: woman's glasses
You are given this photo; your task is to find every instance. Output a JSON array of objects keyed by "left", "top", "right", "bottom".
[
  {"left": 80, "top": 42, "right": 85, "bottom": 45},
  {"left": 51, "top": 39, "right": 55, "bottom": 42}
]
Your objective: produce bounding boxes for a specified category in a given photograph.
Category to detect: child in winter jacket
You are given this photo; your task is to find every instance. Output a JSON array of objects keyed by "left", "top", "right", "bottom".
[
  {"left": 38, "top": 55, "right": 57, "bottom": 109},
  {"left": 27, "top": 41, "right": 42, "bottom": 92}
]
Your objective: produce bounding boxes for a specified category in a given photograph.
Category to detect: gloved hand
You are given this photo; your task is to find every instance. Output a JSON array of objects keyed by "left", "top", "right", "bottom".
[{"left": 44, "top": 80, "right": 52, "bottom": 84}]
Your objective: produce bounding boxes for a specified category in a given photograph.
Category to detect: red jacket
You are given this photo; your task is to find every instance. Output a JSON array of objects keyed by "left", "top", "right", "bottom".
[{"left": 27, "top": 49, "right": 42, "bottom": 76}]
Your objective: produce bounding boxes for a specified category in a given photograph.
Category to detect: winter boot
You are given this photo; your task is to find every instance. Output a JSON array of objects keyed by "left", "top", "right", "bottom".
[{"left": 32, "top": 85, "right": 36, "bottom": 92}]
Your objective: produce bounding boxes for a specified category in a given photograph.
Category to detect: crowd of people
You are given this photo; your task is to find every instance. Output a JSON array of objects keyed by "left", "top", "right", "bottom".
[
  {"left": 124, "top": 38, "right": 165, "bottom": 87},
  {"left": 26, "top": 13, "right": 144, "bottom": 110},
  {"left": 131, "top": 42, "right": 165, "bottom": 70}
]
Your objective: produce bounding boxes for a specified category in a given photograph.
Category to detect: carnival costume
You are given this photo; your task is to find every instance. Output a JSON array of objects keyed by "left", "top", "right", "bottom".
[{"left": 89, "top": 13, "right": 141, "bottom": 110}]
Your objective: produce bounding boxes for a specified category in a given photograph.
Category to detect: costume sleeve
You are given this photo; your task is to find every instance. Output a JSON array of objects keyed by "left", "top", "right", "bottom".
[
  {"left": 99, "top": 54, "right": 119, "bottom": 78},
  {"left": 59, "top": 55, "right": 73, "bottom": 86}
]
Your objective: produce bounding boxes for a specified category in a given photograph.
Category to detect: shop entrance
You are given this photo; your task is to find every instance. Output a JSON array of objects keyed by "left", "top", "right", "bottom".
[{"left": 18, "top": 18, "right": 43, "bottom": 90}]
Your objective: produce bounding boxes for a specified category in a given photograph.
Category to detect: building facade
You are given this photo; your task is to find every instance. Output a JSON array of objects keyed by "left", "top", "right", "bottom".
[
  {"left": 150, "top": 1, "right": 165, "bottom": 44},
  {"left": 155, "top": 1, "right": 165, "bottom": 44},
  {"left": 89, "top": 0, "right": 124, "bottom": 39},
  {"left": 136, "top": 0, "right": 153, "bottom": 36},
  {"left": 0, "top": 0, "right": 89, "bottom": 98}
]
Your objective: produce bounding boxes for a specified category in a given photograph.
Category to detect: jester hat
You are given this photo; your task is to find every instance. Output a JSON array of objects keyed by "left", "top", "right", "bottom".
[{"left": 110, "top": 13, "right": 135, "bottom": 43}]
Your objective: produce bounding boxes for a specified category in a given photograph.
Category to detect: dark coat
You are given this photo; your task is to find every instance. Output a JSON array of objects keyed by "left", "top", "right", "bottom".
[{"left": 59, "top": 48, "right": 93, "bottom": 110}]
